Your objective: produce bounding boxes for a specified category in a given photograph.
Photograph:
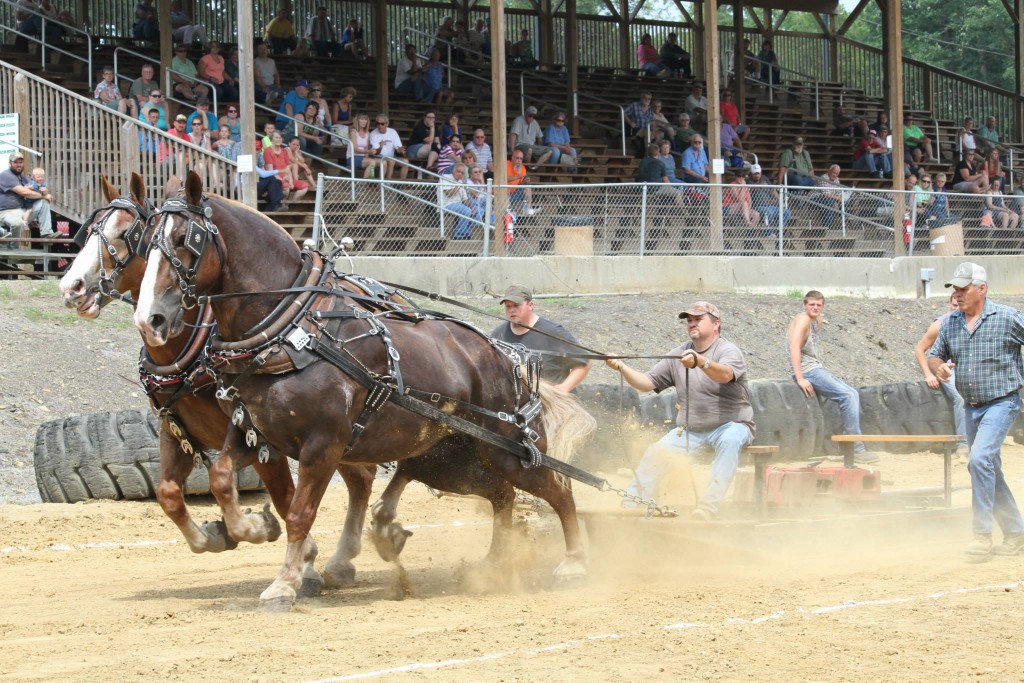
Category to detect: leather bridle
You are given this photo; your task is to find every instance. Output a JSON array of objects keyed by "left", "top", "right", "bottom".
[
  {"left": 151, "top": 194, "right": 222, "bottom": 310},
  {"left": 77, "top": 196, "right": 155, "bottom": 305}
]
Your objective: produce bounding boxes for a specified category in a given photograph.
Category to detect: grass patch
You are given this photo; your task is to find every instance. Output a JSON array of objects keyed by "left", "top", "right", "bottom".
[
  {"left": 0, "top": 284, "right": 13, "bottom": 299},
  {"left": 785, "top": 289, "right": 805, "bottom": 299},
  {"left": 30, "top": 281, "right": 60, "bottom": 297}
]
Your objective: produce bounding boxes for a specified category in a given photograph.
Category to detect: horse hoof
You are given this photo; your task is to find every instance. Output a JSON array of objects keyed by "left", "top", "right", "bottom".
[
  {"left": 260, "top": 503, "right": 282, "bottom": 542},
  {"left": 553, "top": 558, "right": 587, "bottom": 582},
  {"left": 258, "top": 596, "right": 294, "bottom": 613},
  {"left": 297, "top": 576, "right": 325, "bottom": 598},
  {"left": 323, "top": 563, "right": 356, "bottom": 589},
  {"left": 372, "top": 522, "right": 413, "bottom": 562},
  {"left": 199, "top": 520, "right": 239, "bottom": 552}
]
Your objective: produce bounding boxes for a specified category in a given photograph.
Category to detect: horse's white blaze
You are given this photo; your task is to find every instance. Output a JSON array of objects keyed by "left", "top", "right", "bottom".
[
  {"left": 58, "top": 230, "right": 100, "bottom": 294},
  {"left": 133, "top": 216, "right": 173, "bottom": 329}
]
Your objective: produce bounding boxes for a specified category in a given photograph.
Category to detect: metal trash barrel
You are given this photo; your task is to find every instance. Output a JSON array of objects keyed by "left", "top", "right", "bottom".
[{"left": 552, "top": 216, "right": 594, "bottom": 256}]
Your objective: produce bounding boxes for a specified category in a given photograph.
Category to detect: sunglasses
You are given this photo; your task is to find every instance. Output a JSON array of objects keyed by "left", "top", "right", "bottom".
[
  {"left": 376, "top": 122, "right": 387, "bottom": 126},
  {"left": 150, "top": 93, "right": 162, "bottom": 97},
  {"left": 311, "top": 88, "right": 321, "bottom": 92},
  {"left": 555, "top": 118, "right": 565, "bottom": 123},
  {"left": 227, "top": 109, "right": 237, "bottom": 113}
]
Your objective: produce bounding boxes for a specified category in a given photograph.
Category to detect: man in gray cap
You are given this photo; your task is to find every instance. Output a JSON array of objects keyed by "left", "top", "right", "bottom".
[
  {"left": 606, "top": 301, "right": 754, "bottom": 520},
  {"left": 509, "top": 106, "right": 553, "bottom": 166},
  {"left": 490, "top": 284, "right": 591, "bottom": 393},
  {"left": 0, "top": 151, "right": 53, "bottom": 240},
  {"left": 928, "top": 262, "right": 1024, "bottom": 558}
]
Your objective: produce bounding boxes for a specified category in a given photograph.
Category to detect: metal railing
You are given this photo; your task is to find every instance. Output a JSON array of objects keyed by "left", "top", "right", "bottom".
[
  {"left": 112, "top": 46, "right": 157, "bottom": 90},
  {"left": 518, "top": 71, "right": 627, "bottom": 155},
  {"left": 0, "top": 0, "right": 93, "bottom": 88},
  {"left": 165, "top": 67, "right": 218, "bottom": 117},
  {"left": 727, "top": 50, "right": 823, "bottom": 120},
  {"left": 0, "top": 59, "right": 241, "bottom": 224},
  {"left": 403, "top": 26, "right": 491, "bottom": 90}
]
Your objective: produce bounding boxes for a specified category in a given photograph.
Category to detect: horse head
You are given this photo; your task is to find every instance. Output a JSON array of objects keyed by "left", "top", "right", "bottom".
[
  {"left": 59, "top": 173, "right": 156, "bottom": 317},
  {"left": 135, "top": 171, "right": 224, "bottom": 347}
]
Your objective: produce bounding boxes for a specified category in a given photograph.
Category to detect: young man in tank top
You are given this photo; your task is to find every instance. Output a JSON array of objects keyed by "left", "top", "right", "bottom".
[{"left": 787, "top": 290, "right": 878, "bottom": 464}]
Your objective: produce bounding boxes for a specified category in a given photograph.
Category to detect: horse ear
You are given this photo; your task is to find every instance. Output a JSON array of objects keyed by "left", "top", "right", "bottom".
[
  {"left": 129, "top": 172, "right": 146, "bottom": 206},
  {"left": 164, "top": 174, "right": 181, "bottom": 199},
  {"left": 100, "top": 175, "right": 119, "bottom": 202},
  {"left": 184, "top": 170, "right": 203, "bottom": 205}
]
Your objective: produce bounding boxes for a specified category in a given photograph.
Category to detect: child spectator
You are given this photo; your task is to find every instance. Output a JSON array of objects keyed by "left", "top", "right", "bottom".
[{"left": 94, "top": 66, "right": 138, "bottom": 117}]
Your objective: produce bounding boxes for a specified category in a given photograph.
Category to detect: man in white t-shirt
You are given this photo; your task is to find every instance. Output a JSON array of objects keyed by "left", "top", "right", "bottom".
[
  {"left": 368, "top": 113, "right": 407, "bottom": 180},
  {"left": 253, "top": 42, "right": 286, "bottom": 105},
  {"left": 509, "top": 106, "right": 552, "bottom": 166}
]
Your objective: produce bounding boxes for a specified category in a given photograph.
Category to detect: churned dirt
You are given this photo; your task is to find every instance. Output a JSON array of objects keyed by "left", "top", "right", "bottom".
[{"left": 3, "top": 279, "right": 1024, "bottom": 681}]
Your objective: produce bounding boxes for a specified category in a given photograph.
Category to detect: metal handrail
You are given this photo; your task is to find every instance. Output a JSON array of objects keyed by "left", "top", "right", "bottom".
[
  {"left": 403, "top": 26, "right": 490, "bottom": 90},
  {"left": 726, "top": 50, "right": 820, "bottom": 119},
  {"left": 519, "top": 70, "right": 627, "bottom": 154},
  {"left": 164, "top": 66, "right": 218, "bottom": 118},
  {"left": 113, "top": 46, "right": 158, "bottom": 90},
  {"left": 403, "top": 25, "right": 489, "bottom": 67},
  {"left": 0, "top": 0, "right": 93, "bottom": 87}
]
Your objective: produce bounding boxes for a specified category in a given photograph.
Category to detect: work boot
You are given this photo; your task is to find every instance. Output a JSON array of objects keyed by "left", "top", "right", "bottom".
[
  {"left": 965, "top": 534, "right": 992, "bottom": 556},
  {"left": 854, "top": 451, "right": 880, "bottom": 465},
  {"left": 992, "top": 535, "right": 1024, "bottom": 556}
]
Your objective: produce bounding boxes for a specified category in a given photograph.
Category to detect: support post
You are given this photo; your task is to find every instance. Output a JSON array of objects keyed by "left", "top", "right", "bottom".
[
  {"left": 882, "top": 0, "right": 905, "bottom": 255},
  {"left": 237, "top": 0, "right": 256, "bottom": 207},
  {"left": 490, "top": 0, "right": 509, "bottom": 255},
  {"left": 619, "top": 0, "right": 631, "bottom": 72},
  {"left": 374, "top": 0, "right": 389, "bottom": 115},
  {"left": 539, "top": 0, "right": 554, "bottom": 68},
  {"left": 693, "top": 1, "right": 705, "bottom": 76},
  {"left": 566, "top": 0, "right": 580, "bottom": 138},
  {"left": 827, "top": 13, "right": 839, "bottom": 82},
  {"left": 1016, "top": 0, "right": 1024, "bottom": 140},
  {"left": 733, "top": 0, "right": 746, "bottom": 120},
  {"left": 705, "top": 0, "right": 723, "bottom": 251}
]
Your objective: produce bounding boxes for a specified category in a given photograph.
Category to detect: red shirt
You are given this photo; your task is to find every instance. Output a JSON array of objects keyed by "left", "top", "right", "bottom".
[
  {"left": 853, "top": 137, "right": 884, "bottom": 161},
  {"left": 721, "top": 101, "right": 740, "bottom": 127}
]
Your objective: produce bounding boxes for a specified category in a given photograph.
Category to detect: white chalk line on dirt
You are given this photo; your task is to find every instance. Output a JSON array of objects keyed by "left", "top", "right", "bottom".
[
  {"left": 0, "top": 518, "right": 520, "bottom": 555},
  {"left": 305, "top": 580, "right": 1023, "bottom": 682},
  {"left": 305, "top": 634, "right": 624, "bottom": 683}
]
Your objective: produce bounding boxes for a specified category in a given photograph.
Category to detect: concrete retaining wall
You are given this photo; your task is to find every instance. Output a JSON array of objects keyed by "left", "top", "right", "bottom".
[{"left": 344, "top": 255, "right": 1024, "bottom": 299}]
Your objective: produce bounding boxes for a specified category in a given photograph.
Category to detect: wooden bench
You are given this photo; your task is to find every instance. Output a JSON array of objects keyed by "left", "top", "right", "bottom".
[
  {"left": 831, "top": 434, "right": 962, "bottom": 507},
  {"left": 744, "top": 445, "right": 779, "bottom": 519}
]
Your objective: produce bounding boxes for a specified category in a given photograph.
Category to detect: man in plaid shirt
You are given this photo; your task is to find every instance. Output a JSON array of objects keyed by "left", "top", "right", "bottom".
[{"left": 928, "top": 262, "right": 1024, "bottom": 558}]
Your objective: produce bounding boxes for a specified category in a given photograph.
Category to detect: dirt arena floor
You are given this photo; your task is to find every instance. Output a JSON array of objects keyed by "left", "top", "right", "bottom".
[{"left": 4, "top": 446, "right": 1024, "bottom": 682}]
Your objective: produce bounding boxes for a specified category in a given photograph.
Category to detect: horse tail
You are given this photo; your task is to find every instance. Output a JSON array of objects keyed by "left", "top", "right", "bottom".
[{"left": 537, "top": 380, "right": 596, "bottom": 465}]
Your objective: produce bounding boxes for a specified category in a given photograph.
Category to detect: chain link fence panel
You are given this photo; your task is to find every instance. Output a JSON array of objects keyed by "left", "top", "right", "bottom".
[{"left": 314, "top": 175, "right": 1021, "bottom": 258}]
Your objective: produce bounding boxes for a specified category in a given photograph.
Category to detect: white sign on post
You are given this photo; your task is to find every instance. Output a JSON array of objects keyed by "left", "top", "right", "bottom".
[
  {"left": 711, "top": 158, "right": 725, "bottom": 176},
  {"left": 0, "top": 112, "right": 18, "bottom": 161}
]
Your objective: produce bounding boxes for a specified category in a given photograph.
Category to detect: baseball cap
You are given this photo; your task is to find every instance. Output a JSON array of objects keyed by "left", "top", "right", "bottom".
[
  {"left": 526, "top": 106, "right": 538, "bottom": 115},
  {"left": 196, "top": 96, "right": 210, "bottom": 105},
  {"left": 944, "top": 262, "right": 987, "bottom": 288},
  {"left": 793, "top": 136, "right": 805, "bottom": 145},
  {"left": 679, "top": 301, "right": 721, "bottom": 320},
  {"left": 295, "top": 79, "right": 310, "bottom": 88},
  {"left": 175, "top": 114, "right": 188, "bottom": 122},
  {"left": 8, "top": 151, "right": 24, "bottom": 162},
  {"left": 499, "top": 284, "right": 533, "bottom": 304},
  {"left": 750, "top": 163, "right": 762, "bottom": 174}
]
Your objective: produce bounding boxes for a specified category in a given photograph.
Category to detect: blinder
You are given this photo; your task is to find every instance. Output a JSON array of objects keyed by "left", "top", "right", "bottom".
[
  {"left": 79, "top": 195, "right": 155, "bottom": 304},
  {"left": 153, "top": 196, "right": 220, "bottom": 310}
]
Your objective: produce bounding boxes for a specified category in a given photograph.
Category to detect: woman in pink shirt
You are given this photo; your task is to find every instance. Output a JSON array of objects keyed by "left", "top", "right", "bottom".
[
  {"left": 637, "top": 34, "right": 667, "bottom": 77},
  {"left": 197, "top": 41, "right": 238, "bottom": 102}
]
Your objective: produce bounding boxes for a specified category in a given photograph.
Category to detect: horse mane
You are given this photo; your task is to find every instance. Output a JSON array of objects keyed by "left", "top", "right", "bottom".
[{"left": 537, "top": 380, "right": 596, "bottom": 465}]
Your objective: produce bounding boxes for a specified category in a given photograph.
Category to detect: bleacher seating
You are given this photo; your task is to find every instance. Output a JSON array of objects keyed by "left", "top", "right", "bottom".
[{"left": 2, "top": 31, "right": 1021, "bottom": 259}]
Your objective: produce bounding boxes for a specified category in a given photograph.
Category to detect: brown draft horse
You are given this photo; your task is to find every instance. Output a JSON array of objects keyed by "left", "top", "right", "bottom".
[{"left": 133, "top": 171, "right": 594, "bottom": 611}]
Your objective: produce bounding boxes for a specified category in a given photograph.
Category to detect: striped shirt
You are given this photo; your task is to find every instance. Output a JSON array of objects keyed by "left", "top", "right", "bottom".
[
  {"left": 465, "top": 141, "right": 493, "bottom": 172},
  {"left": 929, "top": 299, "right": 1024, "bottom": 405}
]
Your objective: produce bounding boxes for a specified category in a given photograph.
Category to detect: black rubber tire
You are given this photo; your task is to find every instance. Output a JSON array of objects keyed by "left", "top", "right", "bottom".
[
  {"left": 33, "top": 409, "right": 265, "bottom": 503},
  {"left": 820, "top": 381, "right": 957, "bottom": 454},
  {"left": 747, "top": 379, "right": 825, "bottom": 459}
]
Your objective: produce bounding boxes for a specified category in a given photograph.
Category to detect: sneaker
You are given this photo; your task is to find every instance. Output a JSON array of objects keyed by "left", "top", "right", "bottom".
[
  {"left": 854, "top": 451, "right": 880, "bottom": 464},
  {"left": 928, "top": 156, "right": 940, "bottom": 163},
  {"left": 992, "top": 535, "right": 1024, "bottom": 556},
  {"left": 523, "top": 206, "right": 541, "bottom": 217},
  {"left": 690, "top": 507, "right": 715, "bottom": 522},
  {"left": 966, "top": 534, "right": 992, "bottom": 556}
]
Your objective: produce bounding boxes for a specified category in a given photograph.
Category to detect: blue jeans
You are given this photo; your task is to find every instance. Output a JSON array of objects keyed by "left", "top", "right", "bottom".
[
  {"left": 965, "top": 393, "right": 1024, "bottom": 536},
  {"left": 786, "top": 171, "right": 816, "bottom": 188},
  {"left": 758, "top": 205, "right": 792, "bottom": 228},
  {"left": 853, "top": 152, "right": 892, "bottom": 175},
  {"left": 627, "top": 422, "right": 752, "bottom": 514},
  {"left": 802, "top": 368, "right": 865, "bottom": 452},
  {"left": 939, "top": 370, "right": 967, "bottom": 448},
  {"left": 445, "top": 201, "right": 474, "bottom": 239}
]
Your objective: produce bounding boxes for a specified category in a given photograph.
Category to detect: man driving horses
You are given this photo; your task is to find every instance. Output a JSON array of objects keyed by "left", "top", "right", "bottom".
[
  {"left": 606, "top": 301, "right": 754, "bottom": 521},
  {"left": 490, "top": 284, "right": 591, "bottom": 393}
]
